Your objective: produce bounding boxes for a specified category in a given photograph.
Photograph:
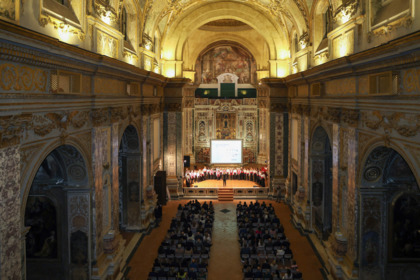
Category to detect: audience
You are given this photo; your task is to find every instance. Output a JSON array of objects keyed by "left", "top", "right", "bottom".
[
  {"left": 148, "top": 200, "right": 214, "bottom": 280},
  {"left": 237, "top": 201, "right": 302, "bottom": 280}
]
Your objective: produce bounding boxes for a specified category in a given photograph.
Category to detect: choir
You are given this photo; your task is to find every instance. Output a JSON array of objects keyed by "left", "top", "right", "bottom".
[{"left": 184, "top": 167, "right": 267, "bottom": 188}]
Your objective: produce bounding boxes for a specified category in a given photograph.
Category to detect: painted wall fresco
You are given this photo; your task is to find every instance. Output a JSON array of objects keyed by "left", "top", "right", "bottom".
[
  {"left": 195, "top": 45, "right": 255, "bottom": 84},
  {"left": 216, "top": 113, "right": 236, "bottom": 139},
  {"left": 25, "top": 196, "right": 57, "bottom": 259}
]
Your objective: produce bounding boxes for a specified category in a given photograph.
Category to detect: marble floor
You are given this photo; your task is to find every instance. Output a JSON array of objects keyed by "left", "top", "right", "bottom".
[{"left": 125, "top": 200, "right": 324, "bottom": 280}]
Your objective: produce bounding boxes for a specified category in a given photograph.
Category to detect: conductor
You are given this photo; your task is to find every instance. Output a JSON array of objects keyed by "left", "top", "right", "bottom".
[{"left": 222, "top": 172, "right": 227, "bottom": 187}]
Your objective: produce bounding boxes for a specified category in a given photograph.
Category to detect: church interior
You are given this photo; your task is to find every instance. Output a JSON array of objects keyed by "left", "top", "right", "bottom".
[{"left": 0, "top": 0, "right": 420, "bottom": 279}]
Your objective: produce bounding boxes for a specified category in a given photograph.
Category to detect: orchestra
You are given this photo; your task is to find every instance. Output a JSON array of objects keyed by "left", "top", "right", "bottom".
[{"left": 184, "top": 167, "right": 267, "bottom": 188}]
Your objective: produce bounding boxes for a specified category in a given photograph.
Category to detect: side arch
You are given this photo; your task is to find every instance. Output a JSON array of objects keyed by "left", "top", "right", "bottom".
[{"left": 21, "top": 138, "right": 93, "bottom": 217}]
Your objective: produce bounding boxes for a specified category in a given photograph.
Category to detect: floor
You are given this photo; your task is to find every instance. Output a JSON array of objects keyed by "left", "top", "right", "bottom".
[{"left": 125, "top": 200, "right": 324, "bottom": 280}]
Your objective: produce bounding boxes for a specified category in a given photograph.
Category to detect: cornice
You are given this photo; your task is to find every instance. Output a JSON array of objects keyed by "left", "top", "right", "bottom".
[
  {"left": 286, "top": 31, "right": 420, "bottom": 85},
  {"left": 0, "top": 20, "right": 167, "bottom": 84}
]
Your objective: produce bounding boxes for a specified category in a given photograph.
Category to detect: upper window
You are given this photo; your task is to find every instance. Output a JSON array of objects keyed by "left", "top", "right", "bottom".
[{"left": 121, "top": 7, "right": 128, "bottom": 41}]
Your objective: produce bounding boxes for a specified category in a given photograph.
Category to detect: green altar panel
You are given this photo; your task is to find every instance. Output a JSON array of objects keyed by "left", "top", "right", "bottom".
[
  {"left": 195, "top": 88, "right": 218, "bottom": 98},
  {"left": 237, "top": 88, "right": 257, "bottom": 98},
  {"left": 221, "top": 83, "right": 235, "bottom": 97}
]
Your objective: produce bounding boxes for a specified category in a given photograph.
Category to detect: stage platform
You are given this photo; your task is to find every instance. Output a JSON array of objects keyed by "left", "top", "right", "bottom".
[{"left": 182, "top": 179, "right": 269, "bottom": 199}]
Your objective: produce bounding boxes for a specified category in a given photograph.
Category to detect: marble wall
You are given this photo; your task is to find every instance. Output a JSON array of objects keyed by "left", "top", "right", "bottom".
[{"left": 0, "top": 146, "right": 21, "bottom": 279}]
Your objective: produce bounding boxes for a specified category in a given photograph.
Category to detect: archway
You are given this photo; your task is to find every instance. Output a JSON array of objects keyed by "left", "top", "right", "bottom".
[
  {"left": 310, "top": 126, "right": 332, "bottom": 240},
  {"left": 359, "top": 146, "right": 419, "bottom": 280},
  {"left": 24, "top": 145, "right": 90, "bottom": 280},
  {"left": 119, "top": 125, "right": 142, "bottom": 231}
]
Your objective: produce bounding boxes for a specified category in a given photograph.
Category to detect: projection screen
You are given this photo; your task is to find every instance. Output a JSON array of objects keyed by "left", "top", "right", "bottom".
[{"left": 210, "top": 139, "right": 243, "bottom": 164}]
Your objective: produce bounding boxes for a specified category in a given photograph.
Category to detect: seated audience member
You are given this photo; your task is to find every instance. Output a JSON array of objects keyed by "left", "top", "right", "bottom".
[
  {"left": 283, "top": 269, "right": 293, "bottom": 279},
  {"left": 177, "top": 268, "right": 187, "bottom": 279}
]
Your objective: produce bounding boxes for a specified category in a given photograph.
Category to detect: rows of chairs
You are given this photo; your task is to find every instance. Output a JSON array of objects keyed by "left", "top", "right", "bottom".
[
  {"left": 237, "top": 201, "right": 303, "bottom": 280},
  {"left": 148, "top": 200, "right": 214, "bottom": 280}
]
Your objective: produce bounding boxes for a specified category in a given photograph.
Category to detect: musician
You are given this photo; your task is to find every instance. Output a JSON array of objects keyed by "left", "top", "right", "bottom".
[{"left": 260, "top": 172, "right": 266, "bottom": 187}]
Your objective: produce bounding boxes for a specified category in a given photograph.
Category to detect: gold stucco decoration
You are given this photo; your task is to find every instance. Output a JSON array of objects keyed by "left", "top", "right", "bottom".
[
  {"left": 0, "top": 63, "right": 47, "bottom": 92},
  {"left": 39, "top": 14, "right": 86, "bottom": 41}
]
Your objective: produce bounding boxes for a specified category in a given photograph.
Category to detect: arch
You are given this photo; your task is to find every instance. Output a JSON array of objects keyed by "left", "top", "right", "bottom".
[
  {"left": 119, "top": 125, "right": 142, "bottom": 231},
  {"left": 24, "top": 144, "right": 91, "bottom": 280},
  {"left": 359, "top": 145, "right": 420, "bottom": 279},
  {"left": 309, "top": 126, "right": 333, "bottom": 240},
  {"left": 118, "top": 122, "right": 142, "bottom": 148},
  {"left": 161, "top": 2, "right": 289, "bottom": 63},
  {"left": 21, "top": 138, "right": 92, "bottom": 217},
  {"left": 357, "top": 139, "right": 420, "bottom": 189}
]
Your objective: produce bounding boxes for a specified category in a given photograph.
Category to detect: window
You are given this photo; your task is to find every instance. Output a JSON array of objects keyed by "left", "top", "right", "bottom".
[
  {"left": 121, "top": 7, "right": 127, "bottom": 41},
  {"left": 323, "top": 8, "right": 332, "bottom": 39}
]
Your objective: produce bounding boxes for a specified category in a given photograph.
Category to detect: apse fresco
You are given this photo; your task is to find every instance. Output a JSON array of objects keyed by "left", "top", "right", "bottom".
[{"left": 196, "top": 45, "right": 255, "bottom": 84}]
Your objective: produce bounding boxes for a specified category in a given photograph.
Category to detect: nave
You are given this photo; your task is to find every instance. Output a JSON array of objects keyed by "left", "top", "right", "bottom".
[{"left": 125, "top": 200, "right": 324, "bottom": 280}]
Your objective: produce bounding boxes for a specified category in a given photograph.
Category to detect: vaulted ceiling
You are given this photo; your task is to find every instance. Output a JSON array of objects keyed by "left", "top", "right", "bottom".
[{"left": 139, "top": 0, "right": 322, "bottom": 62}]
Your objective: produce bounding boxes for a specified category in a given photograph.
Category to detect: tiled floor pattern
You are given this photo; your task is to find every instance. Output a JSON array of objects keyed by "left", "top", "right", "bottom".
[
  {"left": 207, "top": 203, "right": 243, "bottom": 280},
  {"left": 126, "top": 200, "right": 324, "bottom": 280}
]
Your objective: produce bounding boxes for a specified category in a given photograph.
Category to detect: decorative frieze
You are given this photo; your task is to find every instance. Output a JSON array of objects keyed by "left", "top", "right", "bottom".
[
  {"left": 0, "top": 0, "right": 18, "bottom": 22},
  {"left": 0, "top": 114, "right": 30, "bottom": 148},
  {"left": 362, "top": 111, "right": 420, "bottom": 137},
  {"left": 91, "top": 108, "right": 109, "bottom": 127},
  {"left": 166, "top": 103, "right": 182, "bottom": 112},
  {"left": 368, "top": 16, "right": 413, "bottom": 43},
  {"left": 0, "top": 63, "right": 48, "bottom": 92},
  {"left": 39, "top": 14, "right": 85, "bottom": 41},
  {"left": 341, "top": 108, "right": 359, "bottom": 127},
  {"left": 334, "top": 0, "right": 358, "bottom": 23},
  {"left": 111, "top": 107, "right": 127, "bottom": 123},
  {"left": 327, "top": 107, "right": 341, "bottom": 123},
  {"left": 270, "top": 103, "right": 287, "bottom": 113},
  {"left": 128, "top": 105, "right": 141, "bottom": 121},
  {"left": 70, "top": 111, "right": 90, "bottom": 129},
  {"left": 94, "top": 1, "right": 118, "bottom": 25}
]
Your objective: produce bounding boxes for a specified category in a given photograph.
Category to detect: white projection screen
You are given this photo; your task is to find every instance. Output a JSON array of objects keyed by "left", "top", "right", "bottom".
[{"left": 211, "top": 139, "right": 243, "bottom": 164}]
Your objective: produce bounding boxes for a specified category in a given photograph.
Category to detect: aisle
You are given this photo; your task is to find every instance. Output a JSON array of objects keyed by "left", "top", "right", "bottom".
[
  {"left": 126, "top": 201, "right": 181, "bottom": 279},
  {"left": 207, "top": 203, "right": 243, "bottom": 280}
]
